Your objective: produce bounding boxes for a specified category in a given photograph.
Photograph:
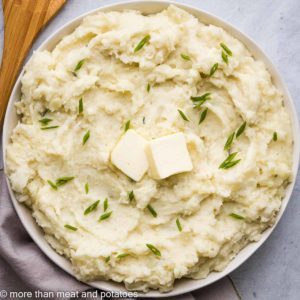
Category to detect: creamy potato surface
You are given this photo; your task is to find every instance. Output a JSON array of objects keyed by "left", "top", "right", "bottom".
[{"left": 6, "top": 6, "right": 293, "bottom": 292}]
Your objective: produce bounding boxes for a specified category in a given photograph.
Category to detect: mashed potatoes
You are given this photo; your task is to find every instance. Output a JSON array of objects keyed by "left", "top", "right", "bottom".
[{"left": 6, "top": 5, "right": 293, "bottom": 292}]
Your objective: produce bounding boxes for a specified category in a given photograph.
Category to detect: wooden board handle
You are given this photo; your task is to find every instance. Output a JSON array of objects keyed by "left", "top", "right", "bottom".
[{"left": 0, "top": 0, "right": 66, "bottom": 127}]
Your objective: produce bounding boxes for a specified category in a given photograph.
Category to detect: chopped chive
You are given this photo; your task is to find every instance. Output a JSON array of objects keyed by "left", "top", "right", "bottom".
[
  {"left": 74, "top": 59, "right": 85, "bottom": 72},
  {"left": 147, "top": 204, "right": 157, "bottom": 218},
  {"left": 103, "top": 198, "right": 108, "bottom": 212},
  {"left": 230, "top": 213, "right": 244, "bottom": 220},
  {"left": 236, "top": 121, "right": 247, "bottom": 138},
  {"left": 220, "top": 43, "right": 233, "bottom": 56},
  {"left": 142, "top": 116, "right": 146, "bottom": 124},
  {"left": 105, "top": 256, "right": 111, "bottom": 263},
  {"left": 222, "top": 159, "right": 241, "bottom": 169},
  {"left": 176, "top": 218, "right": 182, "bottom": 232},
  {"left": 191, "top": 92, "right": 211, "bottom": 102},
  {"left": 178, "top": 109, "right": 189, "bottom": 122},
  {"left": 146, "top": 244, "right": 161, "bottom": 256},
  {"left": 39, "top": 118, "right": 52, "bottom": 126},
  {"left": 200, "top": 63, "right": 218, "bottom": 79},
  {"left": 222, "top": 51, "right": 229, "bottom": 64},
  {"left": 199, "top": 108, "right": 208, "bottom": 125},
  {"left": 85, "top": 183, "right": 89, "bottom": 194},
  {"left": 64, "top": 224, "right": 78, "bottom": 231},
  {"left": 224, "top": 132, "right": 235, "bottom": 151},
  {"left": 47, "top": 180, "right": 57, "bottom": 190},
  {"left": 134, "top": 34, "right": 151, "bottom": 52},
  {"left": 209, "top": 63, "right": 219, "bottom": 76},
  {"left": 124, "top": 120, "right": 131, "bottom": 132},
  {"left": 79, "top": 98, "right": 83, "bottom": 114},
  {"left": 99, "top": 211, "right": 112, "bottom": 221},
  {"left": 128, "top": 191, "right": 135, "bottom": 202},
  {"left": 147, "top": 83, "right": 151, "bottom": 92},
  {"left": 117, "top": 253, "right": 129, "bottom": 259},
  {"left": 219, "top": 152, "right": 240, "bottom": 169},
  {"left": 180, "top": 53, "right": 191, "bottom": 61},
  {"left": 41, "top": 126, "right": 59, "bottom": 130},
  {"left": 56, "top": 176, "right": 75, "bottom": 187},
  {"left": 82, "top": 130, "right": 90, "bottom": 145},
  {"left": 222, "top": 152, "right": 238, "bottom": 162},
  {"left": 191, "top": 93, "right": 211, "bottom": 108},
  {"left": 273, "top": 132, "right": 278, "bottom": 141},
  {"left": 84, "top": 200, "right": 100, "bottom": 215}
]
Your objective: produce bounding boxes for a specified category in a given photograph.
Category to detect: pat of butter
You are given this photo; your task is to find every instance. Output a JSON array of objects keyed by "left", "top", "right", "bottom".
[
  {"left": 147, "top": 132, "right": 193, "bottom": 179},
  {"left": 111, "top": 129, "right": 148, "bottom": 181}
]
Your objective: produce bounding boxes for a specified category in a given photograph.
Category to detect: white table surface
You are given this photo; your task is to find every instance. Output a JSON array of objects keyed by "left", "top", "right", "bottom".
[{"left": 1, "top": 1, "right": 299, "bottom": 299}]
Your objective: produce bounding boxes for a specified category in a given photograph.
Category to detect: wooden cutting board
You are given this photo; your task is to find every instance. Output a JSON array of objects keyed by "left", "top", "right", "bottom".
[{"left": 0, "top": 0, "right": 66, "bottom": 127}]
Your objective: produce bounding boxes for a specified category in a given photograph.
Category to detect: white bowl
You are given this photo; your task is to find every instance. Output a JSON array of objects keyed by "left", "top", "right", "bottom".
[{"left": 2, "top": 0, "right": 299, "bottom": 297}]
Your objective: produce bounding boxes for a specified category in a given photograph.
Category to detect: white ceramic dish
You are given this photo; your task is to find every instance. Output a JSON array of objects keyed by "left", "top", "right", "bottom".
[{"left": 2, "top": 1, "right": 299, "bottom": 297}]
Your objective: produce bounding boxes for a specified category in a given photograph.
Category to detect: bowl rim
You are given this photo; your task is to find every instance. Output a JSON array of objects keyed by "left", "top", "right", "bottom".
[{"left": 2, "top": 0, "right": 300, "bottom": 297}]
